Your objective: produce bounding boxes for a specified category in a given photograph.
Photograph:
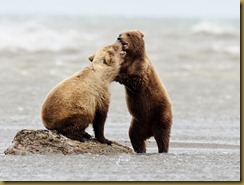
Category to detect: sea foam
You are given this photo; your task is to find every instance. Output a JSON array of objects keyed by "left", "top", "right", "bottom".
[
  {"left": 191, "top": 22, "right": 238, "bottom": 36},
  {"left": 211, "top": 44, "right": 240, "bottom": 56},
  {"left": 0, "top": 20, "right": 98, "bottom": 52}
]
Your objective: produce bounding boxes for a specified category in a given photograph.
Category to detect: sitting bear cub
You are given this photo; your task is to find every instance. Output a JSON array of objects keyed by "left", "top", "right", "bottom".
[{"left": 41, "top": 42, "right": 126, "bottom": 145}]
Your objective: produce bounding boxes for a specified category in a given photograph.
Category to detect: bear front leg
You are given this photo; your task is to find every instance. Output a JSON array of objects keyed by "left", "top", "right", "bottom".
[
  {"left": 93, "top": 108, "right": 112, "bottom": 145},
  {"left": 115, "top": 73, "right": 145, "bottom": 93}
]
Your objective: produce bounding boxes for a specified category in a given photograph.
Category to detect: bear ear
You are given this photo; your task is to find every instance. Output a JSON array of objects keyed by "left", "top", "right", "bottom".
[
  {"left": 134, "top": 30, "right": 144, "bottom": 38},
  {"left": 88, "top": 54, "right": 95, "bottom": 62},
  {"left": 139, "top": 31, "right": 144, "bottom": 38},
  {"left": 104, "top": 53, "right": 113, "bottom": 66}
]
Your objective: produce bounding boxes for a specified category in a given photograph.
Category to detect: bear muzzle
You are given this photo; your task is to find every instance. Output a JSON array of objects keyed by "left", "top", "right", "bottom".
[{"left": 117, "top": 37, "right": 128, "bottom": 50}]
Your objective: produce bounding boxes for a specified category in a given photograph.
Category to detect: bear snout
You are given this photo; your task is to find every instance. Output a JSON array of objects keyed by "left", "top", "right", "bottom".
[{"left": 117, "top": 37, "right": 128, "bottom": 50}]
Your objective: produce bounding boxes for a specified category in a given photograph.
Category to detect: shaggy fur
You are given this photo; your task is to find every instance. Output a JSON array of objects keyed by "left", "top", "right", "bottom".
[
  {"left": 41, "top": 42, "right": 125, "bottom": 145},
  {"left": 116, "top": 30, "right": 172, "bottom": 153}
]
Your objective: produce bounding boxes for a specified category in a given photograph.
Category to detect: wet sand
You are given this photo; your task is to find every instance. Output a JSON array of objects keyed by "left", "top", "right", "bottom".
[{"left": 0, "top": 132, "right": 240, "bottom": 181}]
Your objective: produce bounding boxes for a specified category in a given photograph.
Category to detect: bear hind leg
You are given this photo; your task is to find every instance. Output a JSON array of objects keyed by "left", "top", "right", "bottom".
[
  {"left": 129, "top": 120, "right": 147, "bottom": 153},
  {"left": 153, "top": 127, "right": 171, "bottom": 153},
  {"left": 81, "top": 131, "right": 92, "bottom": 140},
  {"left": 55, "top": 115, "right": 91, "bottom": 142}
]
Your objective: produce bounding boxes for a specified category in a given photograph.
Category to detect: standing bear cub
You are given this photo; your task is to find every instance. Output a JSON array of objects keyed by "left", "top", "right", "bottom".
[
  {"left": 41, "top": 42, "right": 126, "bottom": 145},
  {"left": 116, "top": 30, "right": 172, "bottom": 153}
]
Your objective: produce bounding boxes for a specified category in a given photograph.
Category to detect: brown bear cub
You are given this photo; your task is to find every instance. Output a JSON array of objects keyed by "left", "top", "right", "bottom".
[
  {"left": 116, "top": 30, "right": 172, "bottom": 153},
  {"left": 41, "top": 42, "right": 126, "bottom": 145}
]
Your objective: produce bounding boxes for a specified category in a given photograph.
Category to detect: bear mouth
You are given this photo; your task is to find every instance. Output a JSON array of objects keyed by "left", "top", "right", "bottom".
[
  {"left": 121, "top": 42, "right": 128, "bottom": 50},
  {"left": 120, "top": 51, "right": 126, "bottom": 58},
  {"left": 117, "top": 38, "right": 128, "bottom": 50}
]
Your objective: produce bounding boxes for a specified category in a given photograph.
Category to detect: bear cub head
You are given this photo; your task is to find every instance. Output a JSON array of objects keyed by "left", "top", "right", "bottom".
[
  {"left": 117, "top": 30, "right": 145, "bottom": 57},
  {"left": 88, "top": 42, "right": 126, "bottom": 69},
  {"left": 88, "top": 42, "right": 126, "bottom": 82}
]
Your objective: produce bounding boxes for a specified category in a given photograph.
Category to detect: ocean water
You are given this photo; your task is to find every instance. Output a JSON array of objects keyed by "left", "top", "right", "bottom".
[{"left": 0, "top": 15, "right": 240, "bottom": 181}]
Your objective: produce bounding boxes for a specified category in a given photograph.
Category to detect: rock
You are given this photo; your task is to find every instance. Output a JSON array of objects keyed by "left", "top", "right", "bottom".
[{"left": 4, "top": 129, "right": 134, "bottom": 155}]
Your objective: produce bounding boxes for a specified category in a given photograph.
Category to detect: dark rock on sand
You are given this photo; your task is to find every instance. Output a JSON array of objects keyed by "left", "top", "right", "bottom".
[{"left": 4, "top": 129, "right": 134, "bottom": 155}]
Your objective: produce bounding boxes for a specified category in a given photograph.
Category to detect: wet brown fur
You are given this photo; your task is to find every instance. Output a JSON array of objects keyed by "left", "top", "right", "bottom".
[
  {"left": 116, "top": 30, "right": 172, "bottom": 153},
  {"left": 41, "top": 43, "right": 124, "bottom": 144}
]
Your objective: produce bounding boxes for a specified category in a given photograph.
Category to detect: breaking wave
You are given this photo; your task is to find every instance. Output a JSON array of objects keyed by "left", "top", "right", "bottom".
[
  {"left": 191, "top": 22, "right": 239, "bottom": 36},
  {"left": 211, "top": 44, "right": 240, "bottom": 56},
  {"left": 0, "top": 20, "right": 99, "bottom": 52},
  {"left": 202, "top": 44, "right": 240, "bottom": 57}
]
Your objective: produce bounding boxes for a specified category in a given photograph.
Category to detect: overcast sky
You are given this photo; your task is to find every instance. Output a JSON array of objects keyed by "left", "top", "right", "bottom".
[{"left": 0, "top": 0, "right": 239, "bottom": 18}]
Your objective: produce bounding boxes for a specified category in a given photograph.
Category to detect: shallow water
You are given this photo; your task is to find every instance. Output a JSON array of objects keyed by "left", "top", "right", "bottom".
[
  {"left": 0, "top": 15, "right": 240, "bottom": 181},
  {"left": 0, "top": 148, "right": 240, "bottom": 181}
]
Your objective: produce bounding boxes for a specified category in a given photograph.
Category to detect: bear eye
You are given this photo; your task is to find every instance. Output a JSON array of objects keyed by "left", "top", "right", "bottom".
[{"left": 127, "top": 33, "right": 131, "bottom": 37}]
